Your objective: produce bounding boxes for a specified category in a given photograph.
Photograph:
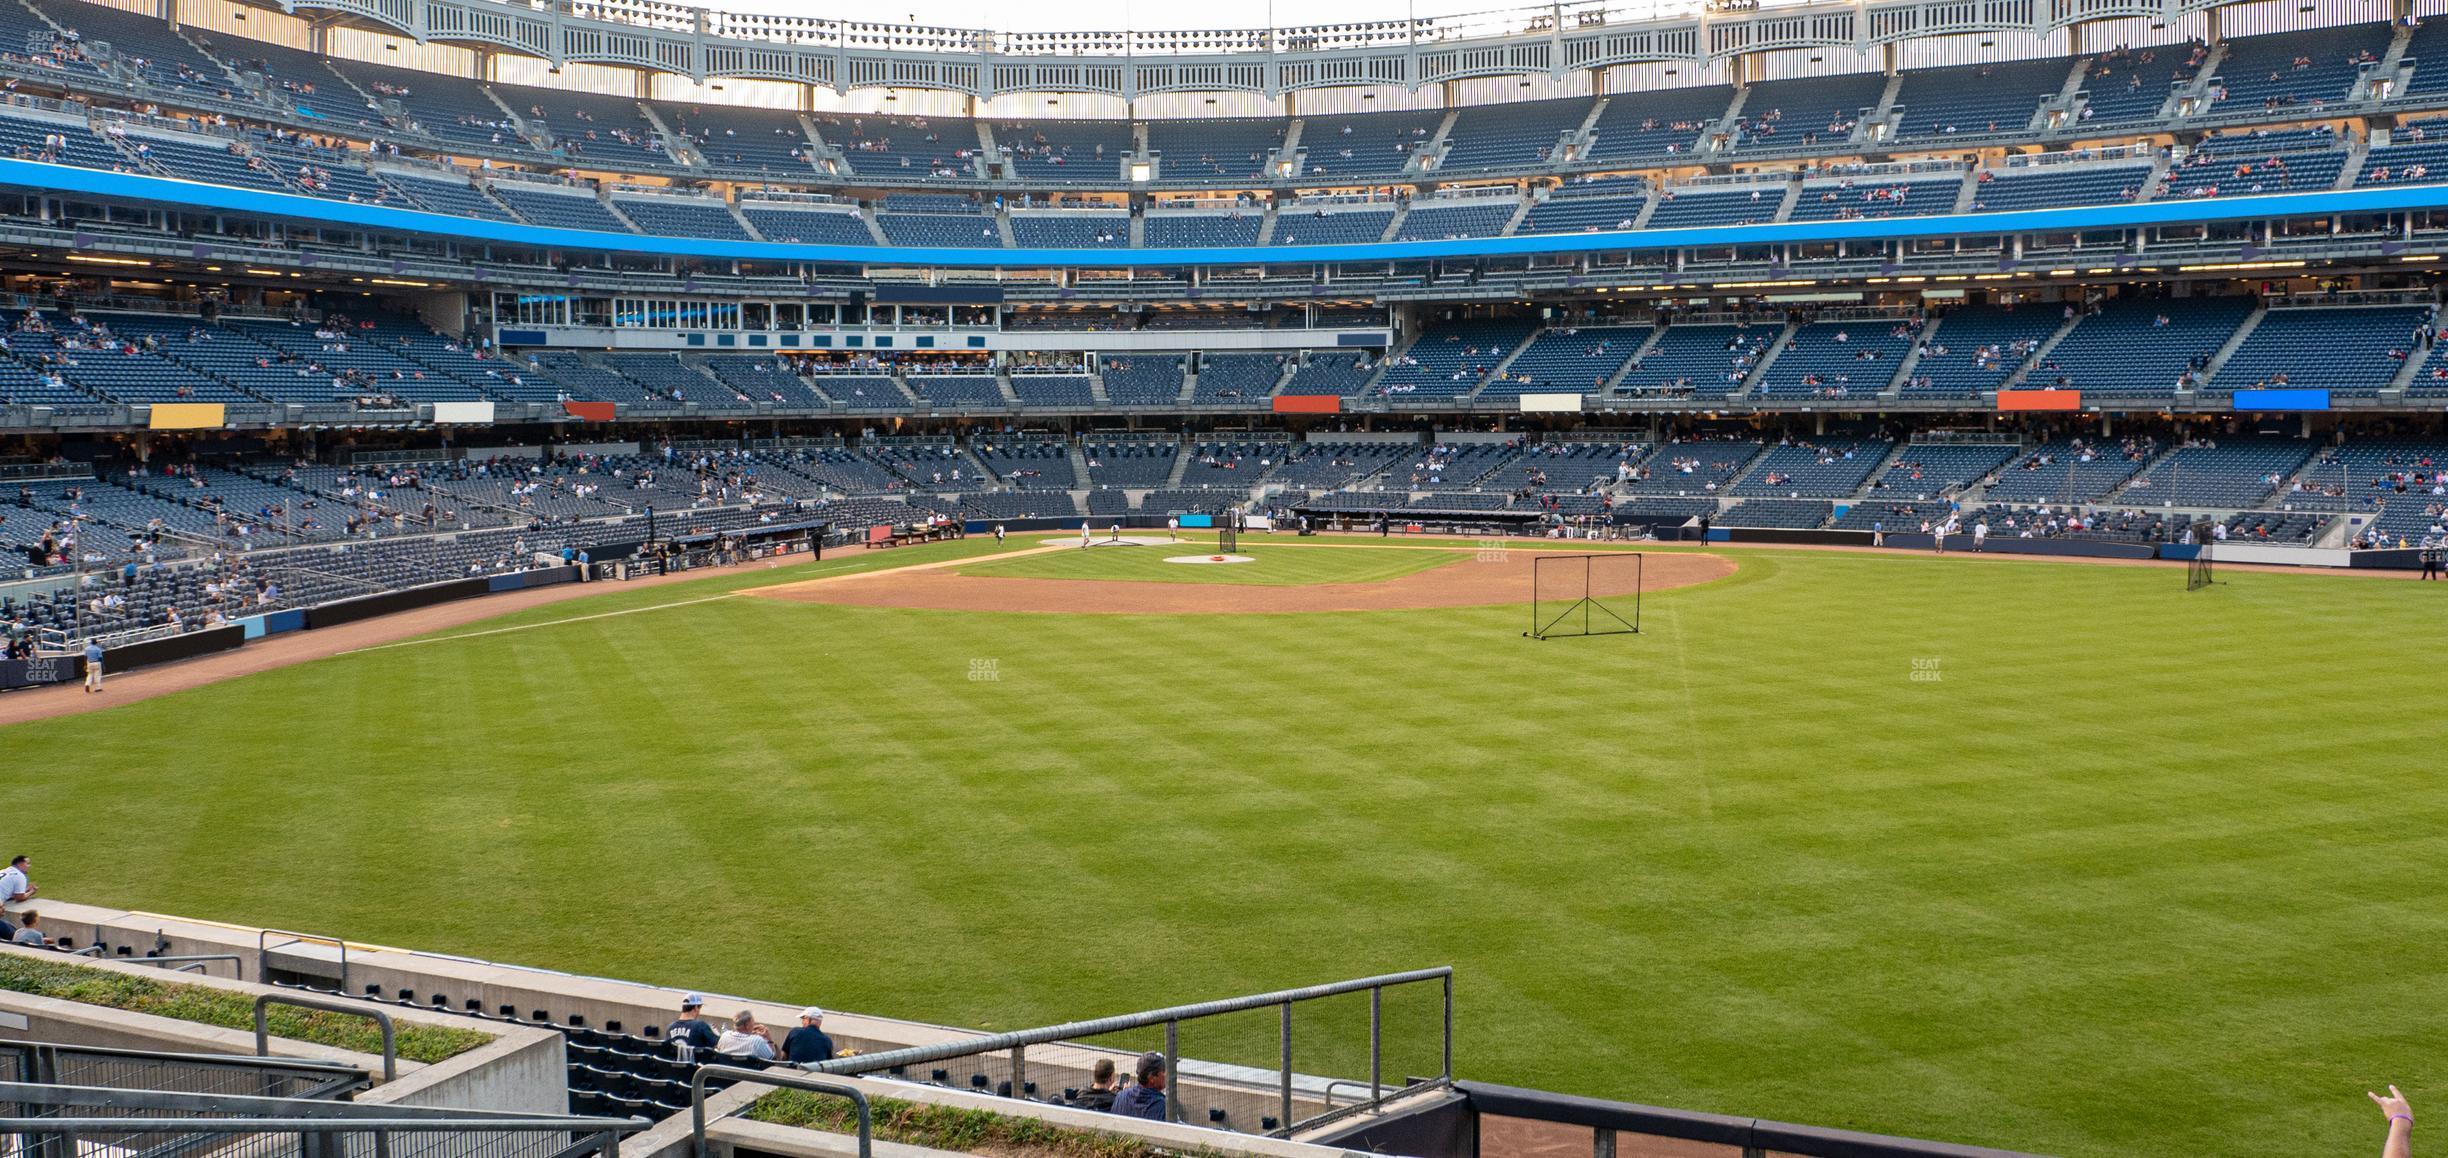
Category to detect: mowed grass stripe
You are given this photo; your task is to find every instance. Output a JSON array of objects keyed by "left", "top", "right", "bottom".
[{"left": 5, "top": 544, "right": 2443, "bottom": 1158}]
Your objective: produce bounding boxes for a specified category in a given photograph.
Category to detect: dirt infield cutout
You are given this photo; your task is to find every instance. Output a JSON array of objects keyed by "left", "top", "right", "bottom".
[{"left": 751, "top": 547, "right": 1735, "bottom": 615}]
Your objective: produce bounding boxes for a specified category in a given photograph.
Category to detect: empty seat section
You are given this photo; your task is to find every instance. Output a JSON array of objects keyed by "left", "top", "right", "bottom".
[
  {"left": 1907, "top": 306, "right": 2058, "bottom": 397},
  {"left": 327, "top": 60, "right": 538, "bottom": 157},
  {"left": 1644, "top": 187, "right": 1781, "bottom": 229},
  {"left": 1484, "top": 326, "right": 1649, "bottom": 399},
  {"left": 1584, "top": 86, "right": 1732, "bottom": 162},
  {"left": 2213, "top": 306, "right": 2428, "bottom": 397},
  {"left": 1730, "top": 438, "right": 1891, "bottom": 497},
  {"left": 610, "top": 196, "right": 753, "bottom": 241},
  {"left": 1966, "top": 163, "right": 2150, "bottom": 212},
  {"left": 1374, "top": 319, "right": 1537, "bottom": 399},
  {"left": 1617, "top": 325, "right": 1772, "bottom": 397},
  {"left": 817, "top": 113, "right": 982, "bottom": 180},
  {"left": 1393, "top": 200, "right": 1517, "bottom": 241},
  {"left": 1755, "top": 320, "right": 1915, "bottom": 398},
  {"left": 660, "top": 103, "right": 813, "bottom": 175},
  {"left": 1296, "top": 108, "right": 1436, "bottom": 179},
  {"left": 1099, "top": 356, "right": 1186, "bottom": 407},
  {"left": 1146, "top": 118, "right": 1283, "bottom": 183},
  {"left": 1143, "top": 211, "right": 1261, "bottom": 247},
  {"left": 2040, "top": 297, "right": 2253, "bottom": 395},
  {"left": 1009, "top": 213, "right": 1129, "bottom": 248},
  {"left": 1438, "top": 99, "right": 1589, "bottom": 174},
  {"left": 1892, "top": 57, "right": 2073, "bottom": 139},
  {"left": 999, "top": 120, "right": 1132, "bottom": 182},
  {"left": 381, "top": 170, "right": 516, "bottom": 220},
  {"left": 1727, "top": 74, "right": 1887, "bottom": 150},
  {"left": 1191, "top": 353, "right": 1283, "bottom": 405},
  {"left": 2207, "top": 23, "right": 2387, "bottom": 112},
  {"left": 2078, "top": 40, "right": 2209, "bottom": 124},
  {"left": 492, "top": 184, "right": 633, "bottom": 231},
  {"left": 1785, "top": 178, "right": 1960, "bottom": 221},
  {"left": 737, "top": 202, "right": 874, "bottom": 245}
]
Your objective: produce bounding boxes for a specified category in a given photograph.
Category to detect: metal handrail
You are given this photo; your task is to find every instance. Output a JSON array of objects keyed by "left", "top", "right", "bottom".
[
  {"left": 253, "top": 994, "right": 396, "bottom": 1083},
  {"left": 690, "top": 1065, "right": 869, "bottom": 1158},
  {"left": 256, "top": 928, "right": 348, "bottom": 993},
  {"left": 806, "top": 967, "right": 1451, "bottom": 1133},
  {"left": 130, "top": 953, "right": 244, "bottom": 976}
]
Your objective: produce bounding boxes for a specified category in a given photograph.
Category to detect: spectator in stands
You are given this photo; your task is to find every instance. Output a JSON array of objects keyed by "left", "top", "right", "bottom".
[
  {"left": 666, "top": 993, "right": 721, "bottom": 1055},
  {"left": 0, "top": 857, "right": 31, "bottom": 913},
  {"left": 1110, "top": 1052, "right": 1168, "bottom": 1120},
  {"left": 716, "top": 1011, "right": 776, "bottom": 1060},
  {"left": 2371, "top": 1085, "right": 2413, "bottom": 1158},
  {"left": 781, "top": 1007, "right": 834, "bottom": 1064},
  {"left": 1073, "top": 1059, "right": 1120, "bottom": 1112},
  {"left": 10, "top": 912, "right": 43, "bottom": 947}
]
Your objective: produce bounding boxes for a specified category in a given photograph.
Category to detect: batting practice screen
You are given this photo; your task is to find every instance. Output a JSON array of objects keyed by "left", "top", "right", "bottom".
[{"left": 1525, "top": 553, "right": 1643, "bottom": 639}]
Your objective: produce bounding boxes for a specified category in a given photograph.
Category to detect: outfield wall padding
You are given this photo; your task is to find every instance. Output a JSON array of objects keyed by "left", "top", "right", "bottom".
[
  {"left": 304, "top": 578, "right": 493, "bottom": 630},
  {"left": 2201, "top": 544, "right": 2354, "bottom": 568},
  {"left": 2352, "top": 548, "right": 2428, "bottom": 570},
  {"left": 104, "top": 626, "right": 243, "bottom": 672},
  {"left": 1879, "top": 534, "right": 2157, "bottom": 560},
  {"left": 1721, "top": 529, "right": 1871, "bottom": 547},
  {"left": 0, "top": 657, "right": 78, "bottom": 690}
]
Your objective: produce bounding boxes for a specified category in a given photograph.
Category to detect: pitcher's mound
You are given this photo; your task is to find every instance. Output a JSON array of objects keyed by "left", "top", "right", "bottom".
[{"left": 1166, "top": 554, "right": 1255, "bottom": 565}]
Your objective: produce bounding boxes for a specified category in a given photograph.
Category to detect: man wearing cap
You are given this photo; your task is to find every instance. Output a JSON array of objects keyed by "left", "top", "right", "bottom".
[
  {"left": 782, "top": 1007, "right": 836, "bottom": 1065},
  {"left": 1109, "top": 1052, "right": 1168, "bottom": 1121},
  {"left": 666, "top": 994, "right": 721, "bottom": 1057}
]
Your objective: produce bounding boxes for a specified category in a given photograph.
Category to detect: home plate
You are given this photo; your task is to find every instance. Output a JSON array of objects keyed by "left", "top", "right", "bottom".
[{"left": 1165, "top": 554, "right": 1256, "bottom": 565}]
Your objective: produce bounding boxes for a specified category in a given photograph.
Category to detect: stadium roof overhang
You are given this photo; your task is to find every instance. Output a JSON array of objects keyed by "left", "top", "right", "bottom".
[
  {"left": 266, "top": 0, "right": 2259, "bottom": 98},
  {"left": 9, "top": 157, "right": 2442, "bottom": 270}
]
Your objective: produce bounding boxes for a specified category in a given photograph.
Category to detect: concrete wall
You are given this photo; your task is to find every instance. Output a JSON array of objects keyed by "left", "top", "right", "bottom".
[
  {"left": 0, "top": 943, "right": 565, "bottom": 1112},
  {"left": 19, "top": 902, "right": 1386, "bottom": 1147},
  {"left": 627, "top": 1068, "right": 1381, "bottom": 1158}
]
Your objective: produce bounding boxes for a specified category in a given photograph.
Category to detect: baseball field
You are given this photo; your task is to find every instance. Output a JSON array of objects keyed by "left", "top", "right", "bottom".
[{"left": 6, "top": 535, "right": 2441, "bottom": 1158}]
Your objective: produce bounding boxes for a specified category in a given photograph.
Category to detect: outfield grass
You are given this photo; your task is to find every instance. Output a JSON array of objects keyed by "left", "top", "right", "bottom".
[
  {"left": 8, "top": 541, "right": 2443, "bottom": 1158},
  {"left": 961, "top": 541, "right": 1465, "bottom": 586}
]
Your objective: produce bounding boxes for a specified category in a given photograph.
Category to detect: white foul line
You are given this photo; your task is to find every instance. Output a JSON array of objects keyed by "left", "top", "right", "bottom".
[{"left": 335, "top": 592, "right": 744, "bottom": 655}]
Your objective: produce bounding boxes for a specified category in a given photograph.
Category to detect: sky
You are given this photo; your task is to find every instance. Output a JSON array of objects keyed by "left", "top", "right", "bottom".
[{"left": 709, "top": 0, "right": 1520, "bottom": 32}]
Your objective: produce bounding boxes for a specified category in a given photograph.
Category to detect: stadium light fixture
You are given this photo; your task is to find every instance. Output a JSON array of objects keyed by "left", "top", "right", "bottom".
[{"left": 65, "top": 255, "right": 149, "bottom": 267}]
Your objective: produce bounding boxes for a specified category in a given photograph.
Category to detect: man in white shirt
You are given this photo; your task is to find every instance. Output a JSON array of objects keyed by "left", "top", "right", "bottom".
[
  {"left": 0, "top": 856, "right": 34, "bottom": 913},
  {"left": 715, "top": 1011, "right": 776, "bottom": 1061}
]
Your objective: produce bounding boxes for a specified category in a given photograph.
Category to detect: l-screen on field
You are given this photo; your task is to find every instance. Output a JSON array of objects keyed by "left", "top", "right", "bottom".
[{"left": 12, "top": 535, "right": 2447, "bottom": 1158}]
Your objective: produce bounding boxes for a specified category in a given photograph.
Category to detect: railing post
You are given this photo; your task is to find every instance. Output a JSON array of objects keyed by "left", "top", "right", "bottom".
[
  {"left": 1441, "top": 972, "right": 1454, "bottom": 1081},
  {"left": 1368, "top": 986, "right": 1382, "bottom": 1106},
  {"left": 1163, "top": 1019, "right": 1180, "bottom": 1125},
  {"left": 1278, "top": 1001, "right": 1293, "bottom": 1134},
  {"left": 1009, "top": 1045, "right": 1026, "bottom": 1101},
  {"left": 1594, "top": 1126, "right": 1616, "bottom": 1158},
  {"left": 254, "top": 994, "right": 394, "bottom": 1083}
]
